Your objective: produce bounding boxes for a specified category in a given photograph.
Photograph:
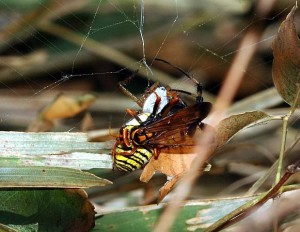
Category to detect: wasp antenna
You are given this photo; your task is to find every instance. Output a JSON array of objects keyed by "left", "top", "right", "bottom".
[
  {"left": 154, "top": 58, "right": 199, "bottom": 84},
  {"left": 169, "top": 88, "right": 196, "bottom": 98},
  {"left": 155, "top": 58, "right": 204, "bottom": 103}
]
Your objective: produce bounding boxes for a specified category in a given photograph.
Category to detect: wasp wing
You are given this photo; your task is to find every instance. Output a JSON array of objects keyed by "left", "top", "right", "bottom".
[{"left": 140, "top": 102, "right": 212, "bottom": 148}]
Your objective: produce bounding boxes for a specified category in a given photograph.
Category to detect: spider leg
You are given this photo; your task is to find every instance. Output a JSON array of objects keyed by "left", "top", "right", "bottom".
[
  {"left": 126, "top": 108, "right": 143, "bottom": 124},
  {"left": 141, "top": 82, "right": 160, "bottom": 104},
  {"left": 160, "top": 91, "right": 180, "bottom": 118},
  {"left": 118, "top": 71, "right": 143, "bottom": 107},
  {"left": 150, "top": 91, "right": 161, "bottom": 117}
]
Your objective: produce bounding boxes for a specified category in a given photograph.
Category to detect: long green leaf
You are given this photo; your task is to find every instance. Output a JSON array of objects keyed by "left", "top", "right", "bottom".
[
  {"left": 0, "top": 166, "right": 112, "bottom": 188},
  {"left": 0, "top": 131, "right": 113, "bottom": 170},
  {"left": 94, "top": 196, "right": 254, "bottom": 232}
]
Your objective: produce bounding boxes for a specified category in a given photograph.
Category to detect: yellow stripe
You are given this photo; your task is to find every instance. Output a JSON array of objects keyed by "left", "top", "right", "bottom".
[{"left": 114, "top": 146, "right": 153, "bottom": 172}]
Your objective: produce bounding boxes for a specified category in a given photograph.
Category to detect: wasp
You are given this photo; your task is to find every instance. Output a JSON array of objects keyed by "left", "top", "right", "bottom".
[
  {"left": 113, "top": 83, "right": 176, "bottom": 172},
  {"left": 112, "top": 60, "right": 212, "bottom": 172}
]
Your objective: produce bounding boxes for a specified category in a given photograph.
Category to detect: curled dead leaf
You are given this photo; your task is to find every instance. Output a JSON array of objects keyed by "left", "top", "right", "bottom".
[
  {"left": 140, "top": 124, "right": 216, "bottom": 202},
  {"left": 139, "top": 111, "right": 270, "bottom": 202},
  {"left": 42, "top": 94, "right": 97, "bottom": 121},
  {"left": 140, "top": 152, "right": 207, "bottom": 203},
  {"left": 28, "top": 93, "right": 96, "bottom": 132},
  {"left": 57, "top": 189, "right": 95, "bottom": 232},
  {"left": 215, "top": 111, "right": 270, "bottom": 149},
  {"left": 272, "top": 4, "right": 300, "bottom": 107}
]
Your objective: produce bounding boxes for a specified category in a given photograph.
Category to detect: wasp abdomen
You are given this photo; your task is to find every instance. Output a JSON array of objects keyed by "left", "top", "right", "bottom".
[{"left": 114, "top": 144, "right": 153, "bottom": 172}]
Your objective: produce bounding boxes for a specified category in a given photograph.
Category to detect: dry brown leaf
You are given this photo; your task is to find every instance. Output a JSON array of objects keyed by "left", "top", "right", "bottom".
[
  {"left": 140, "top": 153, "right": 198, "bottom": 203},
  {"left": 157, "top": 174, "right": 182, "bottom": 203},
  {"left": 215, "top": 111, "right": 270, "bottom": 149},
  {"left": 140, "top": 124, "right": 215, "bottom": 202},
  {"left": 28, "top": 93, "right": 96, "bottom": 132},
  {"left": 272, "top": 4, "right": 300, "bottom": 107},
  {"left": 0, "top": 50, "right": 47, "bottom": 69},
  {"left": 42, "top": 94, "right": 96, "bottom": 121},
  {"left": 27, "top": 119, "right": 54, "bottom": 132},
  {"left": 140, "top": 152, "right": 198, "bottom": 183},
  {"left": 140, "top": 111, "right": 270, "bottom": 202}
]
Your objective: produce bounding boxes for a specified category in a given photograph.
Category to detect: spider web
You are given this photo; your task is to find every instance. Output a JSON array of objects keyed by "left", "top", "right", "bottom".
[{"left": 0, "top": 0, "right": 295, "bottom": 130}]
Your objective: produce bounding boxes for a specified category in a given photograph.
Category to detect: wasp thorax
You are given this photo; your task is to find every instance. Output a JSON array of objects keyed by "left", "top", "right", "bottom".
[{"left": 120, "top": 113, "right": 150, "bottom": 148}]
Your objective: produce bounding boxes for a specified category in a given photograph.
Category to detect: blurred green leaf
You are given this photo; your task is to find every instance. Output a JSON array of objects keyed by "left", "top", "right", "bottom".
[
  {"left": 0, "top": 0, "right": 49, "bottom": 11},
  {"left": 0, "top": 222, "right": 36, "bottom": 232},
  {"left": 0, "top": 189, "right": 95, "bottom": 232}
]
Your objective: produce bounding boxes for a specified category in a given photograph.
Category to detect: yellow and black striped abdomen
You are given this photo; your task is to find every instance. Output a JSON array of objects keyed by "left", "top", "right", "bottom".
[{"left": 114, "top": 143, "right": 153, "bottom": 172}]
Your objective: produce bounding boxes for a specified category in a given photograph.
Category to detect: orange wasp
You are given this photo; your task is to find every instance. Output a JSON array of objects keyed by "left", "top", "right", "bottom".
[{"left": 112, "top": 60, "right": 212, "bottom": 172}]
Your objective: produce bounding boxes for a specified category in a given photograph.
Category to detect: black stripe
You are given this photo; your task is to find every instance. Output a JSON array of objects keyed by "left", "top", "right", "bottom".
[
  {"left": 136, "top": 149, "right": 152, "bottom": 160},
  {"left": 116, "top": 157, "right": 139, "bottom": 170},
  {"left": 129, "top": 155, "right": 145, "bottom": 165},
  {"left": 117, "top": 148, "right": 151, "bottom": 164},
  {"left": 118, "top": 164, "right": 132, "bottom": 172},
  {"left": 116, "top": 158, "right": 137, "bottom": 169},
  {"left": 135, "top": 150, "right": 149, "bottom": 161},
  {"left": 116, "top": 161, "right": 135, "bottom": 172},
  {"left": 125, "top": 154, "right": 144, "bottom": 165},
  {"left": 114, "top": 146, "right": 153, "bottom": 172},
  {"left": 116, "top": 145, "right": 132, "bottom": 151}
]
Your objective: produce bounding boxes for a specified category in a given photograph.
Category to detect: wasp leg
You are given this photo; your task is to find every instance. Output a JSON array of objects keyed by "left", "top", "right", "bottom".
[
  {"left": 120, "top": 145, "right": 138, "bottom": 156},
  {"left": 111, "top": 142, "right": 118, "bottom": 171},
  {"left": 113, "top": 141, "right": 138, "bottom": 156},
  {"left": 122, "top": 127, "right": 133, "bottom": 147},
  {"left": 153, "top": 147, "right": 161, "bottom": 159}
]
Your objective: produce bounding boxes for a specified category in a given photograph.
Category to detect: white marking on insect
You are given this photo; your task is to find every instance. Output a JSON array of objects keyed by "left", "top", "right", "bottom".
[
  {"left": 143, "top": 87, "right": 168, "bottom": 114},
  {"left": 125, "top": 113, "right": 149, "bottom": 126}
]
